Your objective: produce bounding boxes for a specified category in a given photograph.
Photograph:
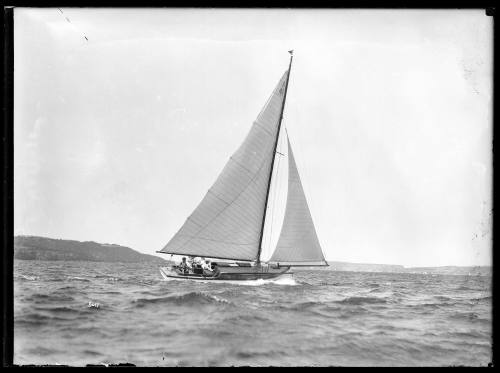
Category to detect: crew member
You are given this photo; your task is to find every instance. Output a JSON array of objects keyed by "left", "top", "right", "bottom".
[
  {"left": 178, "top": 257, "right": 189, "bottom": 274},
  {"left": 201, "top": 258, "right": 211, "bottom": 271},
  {"left": 202, "top": 259, "right": 213, "bottom": 276}
]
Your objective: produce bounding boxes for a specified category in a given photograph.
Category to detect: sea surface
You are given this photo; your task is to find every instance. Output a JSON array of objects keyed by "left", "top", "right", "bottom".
[{"left": 14, "top": 260, "right": 492, "bottom": 367}]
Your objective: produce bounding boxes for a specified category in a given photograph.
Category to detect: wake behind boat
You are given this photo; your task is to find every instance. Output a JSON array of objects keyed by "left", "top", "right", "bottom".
[{"left": 157, "top": 51, "right": 328, "bottom": 282}]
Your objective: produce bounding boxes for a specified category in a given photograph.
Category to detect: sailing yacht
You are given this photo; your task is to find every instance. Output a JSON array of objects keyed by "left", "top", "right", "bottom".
[{"left": 158, "top": 51, "right": 328, "bottom": 282}]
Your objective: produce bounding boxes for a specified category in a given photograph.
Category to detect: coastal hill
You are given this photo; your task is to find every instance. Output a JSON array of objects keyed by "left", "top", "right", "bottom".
[{"left": 14, "top": 236, "right": 166, "bottom": 264}]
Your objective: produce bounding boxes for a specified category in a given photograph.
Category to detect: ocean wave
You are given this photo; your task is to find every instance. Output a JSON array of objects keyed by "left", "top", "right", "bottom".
[
  {"left": 25, "top": 346, "right": 62, "bottom": 355},
  {"left": 277, "top": 300, "right": 322, "bottom": 312},
  {"left": 415, "top": 299, "right": 465, "bottom": 309},
  {"left": 280, "top": 302, "right": 343, "bottom": 318},
  {"left": 83, "top": 349, "right": 104, "bottom": 357},
  {"left": 391, "top": 291, "right": 409, "bottom": 298},
  {"left": 337, "top": 296, "right": 388, "bottom": 305},
  {"left": 93, "top": 274, "right": 121, "bottom": 279},
  {"left": 31, "top": 305, "right": 87, "bottom": 316},
  {"left": 67, "top": 276, "right": 91, "bottom": 282},
  {"left": 106, "top": 277, "right": 122, "bottom": 282},
  {"left": 308, "top": 281, "right": 354, "bottom": 287},
  {"left": 234, "top": 348, "right": 287, "bottom": 360},
  {"left": 449, "top": 311, "right": 479, "bottom": 321},
  {"left": 26, "top": 293, "right": 75, "bottom": 302},
  {"left": 471, "top": 295, "right": 492, "bottom": 302},
  {"left": 433, "top": 295, "right": 453, "bottom": 302},
  {"left": 446, "top": 330, "right": 488, "bottom": 339},
  {"left": 133, "top": 292, "right": 232, "bottom": 308},
  {"left": 15, "top": 312, "right": 74, "bottom": 326},
  {"left": 16, "top": 274, "right": 38, "bottom": 281},
  {"left": 225, "top": 313, "right": 270, "bottom": 323},
  {"left": 413, "top": 302, "right": 443, "bottom": 310},
  {"left": 55, "top": 285, "right": 78, "bottom": 291},
  {"left": 368, "top": 287, "right": 385, "bottom": 294},
  {"left": 316, "top": 282, "right": 342, "bottom": 286},
  {"left": 456, "top": 285, "right": 475, "bottom": 291}
]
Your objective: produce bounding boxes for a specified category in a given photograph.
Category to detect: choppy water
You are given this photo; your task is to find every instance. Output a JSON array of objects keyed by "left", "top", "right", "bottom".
[{"left": 14, "top": 260, "right": 492, "bottom": 366}]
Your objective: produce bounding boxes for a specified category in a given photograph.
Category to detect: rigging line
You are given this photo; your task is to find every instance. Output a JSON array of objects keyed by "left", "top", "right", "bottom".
[
  {"left": 267, "top": 153, "right": 280, "bottom": 254},
  {"left": 166, "top": 146, "right": 275, "bottom": 254},
  {"left": 266, "top": 124, "right": 286, "bottom": 257},
  {"left": 175, "top": 235, "right": 258, "bottom": 246}
]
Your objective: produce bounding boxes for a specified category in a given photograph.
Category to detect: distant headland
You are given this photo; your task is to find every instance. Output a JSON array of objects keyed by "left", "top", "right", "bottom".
[
  {"left": 14, "top": 236, "right": 166, "bottom": 264},
  {"left": 13, "top": 235, "right": 491, "bottom": 276},
  {"left": 321, "top": 261, "right": 491, "bottom": 277}
]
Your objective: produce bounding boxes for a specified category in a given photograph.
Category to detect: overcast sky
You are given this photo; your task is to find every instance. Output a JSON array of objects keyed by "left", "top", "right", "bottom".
[{"left": 14, "top": 8, "right": 492, "bottom": 267}]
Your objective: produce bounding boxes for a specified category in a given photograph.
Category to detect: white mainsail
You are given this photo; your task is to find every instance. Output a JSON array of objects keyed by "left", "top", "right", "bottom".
[
  {"left": 159, "top": 72, "right": 289, "bottom": 261},
  {"left": 269, "top": 136, "right": 328, "bottom": 266}
]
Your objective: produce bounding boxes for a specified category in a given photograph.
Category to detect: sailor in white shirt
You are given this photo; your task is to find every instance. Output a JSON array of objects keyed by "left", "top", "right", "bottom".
[
  {"left": 201, "top": 258, "right": 211, "bottom": 271},
  {"left": 201, "top": 259, "right": 214, "bottom": 276}
]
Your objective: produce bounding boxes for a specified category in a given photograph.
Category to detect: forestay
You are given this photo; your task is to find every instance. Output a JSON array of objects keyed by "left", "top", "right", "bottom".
[
  {"left": 269, "top": 137, "right": 328, "bottom": 266},
  {"left": 160, "top": 72, "right": 289, "bottom": 261}
]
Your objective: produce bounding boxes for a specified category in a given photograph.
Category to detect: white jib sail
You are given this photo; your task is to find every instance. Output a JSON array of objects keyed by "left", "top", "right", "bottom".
[{"left": 269, "top": 136, "right": 327, "bottom": 265}]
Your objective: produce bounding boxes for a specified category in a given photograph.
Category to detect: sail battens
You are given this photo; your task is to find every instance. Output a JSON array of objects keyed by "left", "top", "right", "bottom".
[
  {"left": 269, "top": 136, "right": 327, "bottom": 264},
  {"left": 229, "top": 156, "right": 255, "bottom": 175},
  {"left": 253, "top": 120, "right": 274, "bottom": 137},
  {"left": 207, "top": 189, "right": 230, "bottom": 205},
  {"left": 176, "top": 234, "right": 258, "bottom": 246},
  {"left": 186, "top": 216, "right": 202, "bottom": 227},
  {"left": 160, "top": 71, "right": 289, "bottom": 261},
  {"left": 172, "top": 141, "right": 273, "bottom": 249},
  {"left": 167, "top": 164, "right": 266, "bottom": 256}
]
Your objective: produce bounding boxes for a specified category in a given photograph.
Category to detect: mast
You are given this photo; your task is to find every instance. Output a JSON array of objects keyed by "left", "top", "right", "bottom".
[{"left": 256, "top": 50, "right": 294, "bottom": 264}]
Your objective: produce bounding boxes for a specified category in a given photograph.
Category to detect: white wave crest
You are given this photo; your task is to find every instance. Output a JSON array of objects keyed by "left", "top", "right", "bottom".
[
  {"left": 20, "top": 274, "right": 37, "bottom": 281},
  {"left": 209, "top": 274, "right": 298, "bottom": 286}
]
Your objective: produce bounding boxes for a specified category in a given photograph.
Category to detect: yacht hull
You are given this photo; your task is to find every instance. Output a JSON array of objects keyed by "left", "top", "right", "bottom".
[{"left": 159, "top": 265, "right": 291, "bottom": 282}]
